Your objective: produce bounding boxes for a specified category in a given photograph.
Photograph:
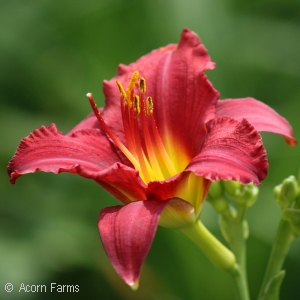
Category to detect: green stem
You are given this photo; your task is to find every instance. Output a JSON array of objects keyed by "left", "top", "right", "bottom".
[
  {"left": 180, "top": 220, "right": 249, "bottom": 300},
  {"left": 180, "top": 220, "right": 236, "bottom": 272},
  {"left": 257, "top": 219, "right": 295, "bottom": 300},
  {"left": 223, "top": 205, "right": 250, "bottom": 300}
]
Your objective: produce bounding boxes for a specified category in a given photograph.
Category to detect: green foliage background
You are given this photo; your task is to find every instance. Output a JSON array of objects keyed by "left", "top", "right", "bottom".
[{"left": 1, "top": 0, "right": 299, "bottom": 299}]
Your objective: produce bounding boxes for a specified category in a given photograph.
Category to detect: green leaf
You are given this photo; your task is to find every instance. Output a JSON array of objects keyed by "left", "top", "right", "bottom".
[{"left": 261, "top": 271, "right": 285, "bottom": 300}]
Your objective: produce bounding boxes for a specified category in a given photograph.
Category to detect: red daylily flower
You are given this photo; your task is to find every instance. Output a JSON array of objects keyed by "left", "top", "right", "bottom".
[{"left": 8, "top": 28, "right": 296, "bottom": 288}]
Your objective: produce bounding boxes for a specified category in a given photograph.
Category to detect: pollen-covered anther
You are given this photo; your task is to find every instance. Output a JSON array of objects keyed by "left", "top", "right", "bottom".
[
  {"left": 116, "top": 80, "right": 127, "bottom": 99},
  {"left": 146, "top": 97, "right": 154, "bottom": 115},
  {"left": 139, "top": 77, "right": 146, "bottom": 94},
  {"left": 133, "top": 95, "right": 141, "bottom": 114},
  {"left": 128, "top": 71, "right": 139, "bottom": 91}
]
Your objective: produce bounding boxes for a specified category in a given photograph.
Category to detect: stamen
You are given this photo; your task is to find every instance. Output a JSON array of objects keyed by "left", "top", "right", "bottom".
[
  {"left": 119, "top": 88, "right": 136, "bottom": 156},
  {"left": 147, "top": 98, "right": 177, "bottom": 176},
  {"left": 132, "top": 107, "right": 151, "bottom": 183},
  {"left": 86, "top": 93, "right": 140, "bottom": 171},
  {"left": 88, "top": 71, "right": 179, "bottom": 184},
  {"left": 139, "top": 92, "right": 164, "bottom": 180},
  {"left": 125, "top": 71, "right": 139, "bottom": 108},
  {"left": 146, "top": 96, "right": 154, "bottom": 115},
  {"left": 139, "top": 77, "right": 146, "bottom": 93},
  {"left": 133, "top": 95, "right": 141, "bottom": 115},
  {"left": 128, "top": 71, "right": 139, "bottom": 92},
  {"left": 116, "top": 80, "right": 127, "bottom": 99}
]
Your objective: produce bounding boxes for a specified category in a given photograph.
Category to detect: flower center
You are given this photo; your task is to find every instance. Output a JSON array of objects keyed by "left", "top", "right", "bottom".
[{"left": 87, "top": 70, "right": 178, "bottom": 184}]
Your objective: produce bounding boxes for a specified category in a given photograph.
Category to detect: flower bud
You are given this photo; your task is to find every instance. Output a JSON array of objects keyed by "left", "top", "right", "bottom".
[
  {"left": 208, "top": 181, "right": 223, "bottom": 199},
  {"left": 274, "top": 176, "right": 299, "bottom": 210},
  {"left": 222, "top": 180, "right": 241, "bottom": 198},
  {"left": 223, "top": 181, "right": 258, "bottom": 207},
  {"left": 207, "top": 196, "right": 229, "bottom": 214}
]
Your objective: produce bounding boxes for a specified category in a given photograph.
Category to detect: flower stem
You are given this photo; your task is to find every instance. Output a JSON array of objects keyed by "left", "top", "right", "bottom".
[
  {"left": 180, "top": 220, "right": 250, "bottom": 300},
  {"left": 223, "top": 205, "right": 250, "bottom": 300},
  {"left": 257, "top": 218, "right": 295, "bottom": 300},
  {"left": 180, "top": 220, "right": 237, "bottom": 272}
]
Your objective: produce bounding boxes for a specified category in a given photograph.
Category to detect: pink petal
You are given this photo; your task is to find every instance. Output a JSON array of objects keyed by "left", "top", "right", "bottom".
[
  {"left": 146, "top": 172, "right": 186, "bottom": 200},
  {"left": 8, "top": 124, "right": 114, "bottom": 182},
  {"left": 216, "top": 98, "right": 297, "bottom": 146},
  {"left": 102, "top": 28, "right": 219, "bottom": 159},
  {"left": 83, "top": 163, "right": 147, "bottom": 204},
  {"left": 98, "top": 200, "right": 170, "bottom": 286},
  {"left": 8, "top": 124, "right": 147, "bottom": 203},
  {"left": 186, "top": 117, "right": 268, "bottom": 185}
]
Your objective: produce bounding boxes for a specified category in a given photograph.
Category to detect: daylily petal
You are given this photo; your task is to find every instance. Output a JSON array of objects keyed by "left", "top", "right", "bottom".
[
  {"left": 146, "top": 172, "right": 186, "bottom": 200},
  {"left": 8, "top": 124, "right": 117, "bottom": 182},
  {"left": 216, "top": 98, "right": 297, "bottom": 146},
  {"left": 8, "top": 124, "right": 146, "bottom": 203},
  {"left": 98, "top": 199, "right": 170, "bottom": 287},
  {"left": 102, "top": 29, "right": 218, "bottom": 165},
  {"left": 186, "top": 117, "right": 268, "bottom": 185},
  {"left": 81, "top": 163, "right": 147, "bottom": 204}
]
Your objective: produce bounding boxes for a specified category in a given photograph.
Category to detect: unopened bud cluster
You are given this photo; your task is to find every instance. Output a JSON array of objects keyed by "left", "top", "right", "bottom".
[
  {"left": 222, "top": 181, "right": 259, "bottom": 207},
  {"left": 207, "top": 180, "right": 259, "bottom": 212}
]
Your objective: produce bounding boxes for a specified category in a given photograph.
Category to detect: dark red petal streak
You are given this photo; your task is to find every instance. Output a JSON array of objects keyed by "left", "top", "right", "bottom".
[
  {"left": 102, "top": 28, "right": 219, "bottom": 159},
  {"left": 98, "top": 200, "right": 170, "bottom": 286},
  {"left": 186, "top": 117, "right": 268, "bottom": 185},
  {"left": 216, "top": 98, "right": 297, "bottom": 146}
]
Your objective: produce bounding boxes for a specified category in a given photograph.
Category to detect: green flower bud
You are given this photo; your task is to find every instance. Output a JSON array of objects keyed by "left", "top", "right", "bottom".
[
  {"left": 207, "top": 196, "right": 229, "bottom": 214},
  {"left": 222, "top": 180, "right": 241, "bottom": 198},
  {"left": 208, "top": 181, "right": 224, "bottom": 199},
  {"left": 274, "top": 176, "right": 299, "bottom": 210},
  {"left": 223, "top": 181, "right": 259, "bottom": 207}
]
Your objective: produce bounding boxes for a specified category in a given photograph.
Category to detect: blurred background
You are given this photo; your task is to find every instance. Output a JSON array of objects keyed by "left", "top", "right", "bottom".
[{"left": 1, "top": 0, "right": 299, "bottom": 299}]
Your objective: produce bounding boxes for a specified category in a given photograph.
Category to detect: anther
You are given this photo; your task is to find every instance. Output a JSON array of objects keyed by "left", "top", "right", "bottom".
[
  {"left": 116, "top": 80, "right": 127, "bottom": 99},
  {"left": 146, "top": 96, "right": 154, "bottom": 115},
  {"left": 139, "top": 77, "right": 146, "bottom": 93},
  {"left": 133, "top": 95, "right": 140, "bottom": 114},
  {"left": 128, "top": 71, "right": 139, "bottom": 92}
]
